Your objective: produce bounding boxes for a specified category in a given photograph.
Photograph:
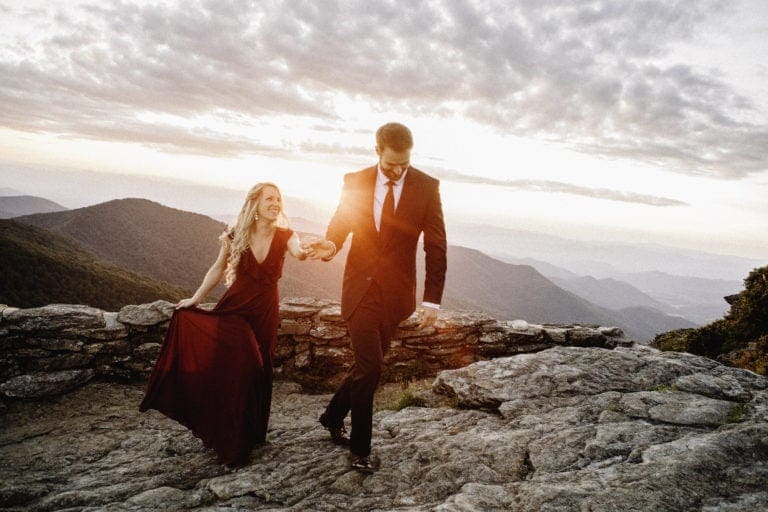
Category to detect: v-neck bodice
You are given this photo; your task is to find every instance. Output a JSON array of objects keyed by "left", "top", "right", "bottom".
[
  {"left": 215, "top": 228, "right": 293, "bottom": 312},
  {"left": 249, "top": 231, "right": 277, "bottom": 265}
]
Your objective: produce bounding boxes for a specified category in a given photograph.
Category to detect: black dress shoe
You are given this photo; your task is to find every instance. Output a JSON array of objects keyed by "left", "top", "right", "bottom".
[
  {"left": 319, "top": 413, "right": 350, "bottom": 446},
  {"left": 349, "top": 453, "right": 380, "bottom": 474}
]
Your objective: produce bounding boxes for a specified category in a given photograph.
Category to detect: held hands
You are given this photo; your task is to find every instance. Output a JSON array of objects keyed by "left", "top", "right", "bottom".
[
  {"left": 416, "top": 306, "right": 438, "bottom": 330},
  {"left": 302, "top": 238, "right": 335, "bottom": 261},
  {"left": 176, "top": 297, "right": 200, "bottom": 310}
]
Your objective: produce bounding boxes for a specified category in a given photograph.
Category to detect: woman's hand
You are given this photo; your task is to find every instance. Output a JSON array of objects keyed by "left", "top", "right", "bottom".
[
  {"left": 304, "top": 239, "right": 335, "bottom": 260},
  {"left": 176, "top": 297, "right": 199, "bottom": 310}
]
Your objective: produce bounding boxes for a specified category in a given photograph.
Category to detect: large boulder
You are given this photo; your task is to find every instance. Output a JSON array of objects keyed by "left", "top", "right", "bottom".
[
  {"left": 433, "top": 345, "right": 764, "bottom": 409},
  {"left": 117, "top": 300, "right": 175, "bottom": 326}
]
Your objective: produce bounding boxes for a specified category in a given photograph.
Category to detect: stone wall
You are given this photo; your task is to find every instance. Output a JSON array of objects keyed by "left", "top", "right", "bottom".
[{"left": 0, "top": 298, "right": 632, "bottom": 399}]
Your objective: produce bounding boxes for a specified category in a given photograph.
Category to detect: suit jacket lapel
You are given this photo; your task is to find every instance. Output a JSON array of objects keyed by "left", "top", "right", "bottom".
[{"left": 395, "top": 168, "right": 419, "bottom": 221}]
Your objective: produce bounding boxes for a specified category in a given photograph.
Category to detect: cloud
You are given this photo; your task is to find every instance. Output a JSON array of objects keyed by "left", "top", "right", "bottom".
[
  {"left": 0, "top": 0, "right": 765, "bottom": 179},
  {"left": 430, "top": 168, "right": 688, "bottom": 206}
]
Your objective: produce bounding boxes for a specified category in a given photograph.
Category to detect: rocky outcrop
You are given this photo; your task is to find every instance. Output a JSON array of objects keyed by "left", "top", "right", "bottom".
[
  {"left": 0, "top": 299, "right": 631, "bottom": 398},
  {"left": 1, "top": 345, "right": 765, "bottom": 511}
]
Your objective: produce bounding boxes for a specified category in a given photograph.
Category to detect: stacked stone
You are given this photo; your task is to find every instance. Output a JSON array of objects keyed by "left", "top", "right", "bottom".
[
  {"left": 0, "top": 302, "right": 172, "bottom": 399},
  {"left": 276, "top": 300, "right": 503, "bottom": 389},
  {"left": 0, "top": 299, "right": 632, "bottom": 400}
]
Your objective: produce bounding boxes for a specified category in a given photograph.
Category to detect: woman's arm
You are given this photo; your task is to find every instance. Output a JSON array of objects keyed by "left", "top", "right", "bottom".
[
  {"left": 286, "top": 231, "right": 308, "bottom": 260},
  {"left": 176, "top": 239, "right": 229, "bottom": 309}
]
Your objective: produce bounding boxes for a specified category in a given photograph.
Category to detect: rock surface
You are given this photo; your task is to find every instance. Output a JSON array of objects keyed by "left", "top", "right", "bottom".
[{"left": 2, "top": 345, "right": 766, "bottom": 511}]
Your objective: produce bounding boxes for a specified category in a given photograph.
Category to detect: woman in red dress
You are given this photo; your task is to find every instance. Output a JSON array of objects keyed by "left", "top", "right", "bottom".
[{"left": 140, "top": 182, "right": 307, "bottom": 466}]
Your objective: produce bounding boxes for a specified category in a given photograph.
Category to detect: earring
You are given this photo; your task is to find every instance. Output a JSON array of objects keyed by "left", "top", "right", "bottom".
[{"left": 253, "top": 212, "right": 259, "bottom": 221}]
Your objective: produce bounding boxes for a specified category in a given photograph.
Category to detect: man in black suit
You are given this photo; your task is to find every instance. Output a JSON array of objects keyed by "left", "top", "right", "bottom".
[{"left": 306, "top": 122, "right": 447, "bottom": 473}]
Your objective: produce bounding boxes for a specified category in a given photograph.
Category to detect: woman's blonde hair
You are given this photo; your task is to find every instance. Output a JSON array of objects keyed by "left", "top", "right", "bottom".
[{"left": 220, "top": 182, "right": 289, "bottom": 286}]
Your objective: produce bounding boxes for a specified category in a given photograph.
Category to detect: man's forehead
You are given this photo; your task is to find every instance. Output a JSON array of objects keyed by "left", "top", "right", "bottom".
[{"left": 381, "top": 148, "right": 410, "bottom": 161}]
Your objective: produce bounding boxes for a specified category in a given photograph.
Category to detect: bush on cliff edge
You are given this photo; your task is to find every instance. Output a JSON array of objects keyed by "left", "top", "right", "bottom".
[{"left": 652, "top": 265, "right": 768, "bottom": 375}]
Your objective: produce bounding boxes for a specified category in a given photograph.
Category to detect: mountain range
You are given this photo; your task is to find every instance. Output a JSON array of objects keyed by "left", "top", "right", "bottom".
[
  {"left": 452, "top": 222, "right": 760, "bottom": 282},
  {"left": 424, "top": 246, "right": 697, "bottom": 337},
  {"left": 2, "top": 164, "right": 761, "bottom": 283},
  {"left": 6, "top": 190, "right": 738, "bottom": 327},
  {"left": 0, "top": 219, "right": 187, "bottom": 310},
  {"left": 16, "top": 198, "right": 227, "bottom": 294},
  {"left": 11, "top": 198, "right": 699, "bottom": 341},
  {"left": 609, "top": 271, "right": 741, "bottom": 324},
  {"left": 549, "top": 275, "right": 670, "bottom": 312},
  {"left": 507, "top": 257, "right": 740, "bottom": 325}
]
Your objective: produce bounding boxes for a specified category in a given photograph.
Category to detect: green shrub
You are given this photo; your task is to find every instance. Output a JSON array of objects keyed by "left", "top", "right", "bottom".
[
  {"left": 653, "top": 265, "right": 768, "bottom": 375},
  {"left": 651, "top": 384, "right": 677, "bottom": 393},
  {"left": 726, "top": 266, "right": 768, "bottom": 342}
]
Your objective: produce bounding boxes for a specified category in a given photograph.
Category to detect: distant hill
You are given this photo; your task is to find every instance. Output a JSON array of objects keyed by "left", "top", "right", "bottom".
[
  {"left": 505, "top": 256, "right": 742, "bottom": 326},
  {"left": 0, "top": 195, "right": 67, "bottom": 219},
  {"left": 16, "top": 198, "right": 228, "bottom": 293},
  {"left": 0, "top": 220, "right": 188, "bottom": 310},
  {"left": 501, "top": 256, "right": 580, "bottom": 280},
  {"left": 613, "top": 306, "right": 697, "bottom": 340},
  {"left": 614, "top": 271, "right": 742, "bottom": 324},
  {"left": 15, "top": 198, "right": 339, "bottom": 303},
  {"left": 424, "top": 246, "right": 694, "bottom": 341},
  {"left": 503, "top": 258, "right": 707, "bottom": 335},
  {"left": 551, "top": 275, "right": 674, "bottom": 315},
  {"left": 14, "top": 198, "right": 694, "bottom": 341},
  {"left": 433, "top": 246, "right": 613, "bottom": 325}
]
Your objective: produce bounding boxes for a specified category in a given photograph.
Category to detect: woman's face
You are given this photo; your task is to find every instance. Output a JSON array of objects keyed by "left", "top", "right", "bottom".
[{"left": 257, "top": 186, "right": 282, "bottom": 222}]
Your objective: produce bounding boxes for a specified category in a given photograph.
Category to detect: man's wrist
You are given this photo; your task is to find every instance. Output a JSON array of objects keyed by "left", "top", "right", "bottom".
[{"left": 321, "top": 241, "right": 337, "bottom": 262}]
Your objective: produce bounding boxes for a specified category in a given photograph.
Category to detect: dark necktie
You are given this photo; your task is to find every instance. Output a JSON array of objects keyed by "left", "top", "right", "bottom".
[{"left": 380, "top": 180, "right": 396, "bottom": 242}]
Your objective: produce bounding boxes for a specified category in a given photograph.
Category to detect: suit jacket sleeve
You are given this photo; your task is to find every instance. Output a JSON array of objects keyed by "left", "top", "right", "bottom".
[
  {"left": 422, "top": 180, "right": 447, "bottom": 305},
  {"left": 325, "top": 173, "right": 355, "bottom": 251}
]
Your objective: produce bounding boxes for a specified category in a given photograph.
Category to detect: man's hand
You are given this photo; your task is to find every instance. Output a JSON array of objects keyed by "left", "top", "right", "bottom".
[
  {"left": 416, "top": 306, "right": 438, "bottom": 330},
  {"left": 303, "top": 239, "right": 335, "bottom": 261}
]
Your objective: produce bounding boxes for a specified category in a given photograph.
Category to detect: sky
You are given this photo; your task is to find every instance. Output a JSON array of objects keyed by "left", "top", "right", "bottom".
[{"left": 1, "top": 0, "right": 767, "bottom": 259}]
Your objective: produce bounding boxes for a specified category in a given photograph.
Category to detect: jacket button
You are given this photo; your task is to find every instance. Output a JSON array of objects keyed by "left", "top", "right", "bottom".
[{"left": 366, "top": 277, "right": 372, "bottom": 281}]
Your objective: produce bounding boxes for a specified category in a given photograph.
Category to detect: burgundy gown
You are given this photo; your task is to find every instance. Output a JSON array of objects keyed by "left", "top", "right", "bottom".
[{"left": 139, "top": 227, "right": 292, "bottom": 466}]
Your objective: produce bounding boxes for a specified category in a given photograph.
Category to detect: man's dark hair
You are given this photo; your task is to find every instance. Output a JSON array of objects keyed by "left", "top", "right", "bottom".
[{"left": 376, "top": 122, "right": 413, "bottom": 152}]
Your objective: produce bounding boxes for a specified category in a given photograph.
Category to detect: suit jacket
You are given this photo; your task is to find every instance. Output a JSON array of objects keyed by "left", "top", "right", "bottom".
[{"left": 326, "top": 165, "right": 447, "bottom": 322}]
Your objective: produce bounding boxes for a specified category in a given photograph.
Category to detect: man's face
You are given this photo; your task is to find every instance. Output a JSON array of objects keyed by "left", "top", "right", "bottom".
[{"left": 377, "top": 146, "right": 410, "bottom": 180}]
